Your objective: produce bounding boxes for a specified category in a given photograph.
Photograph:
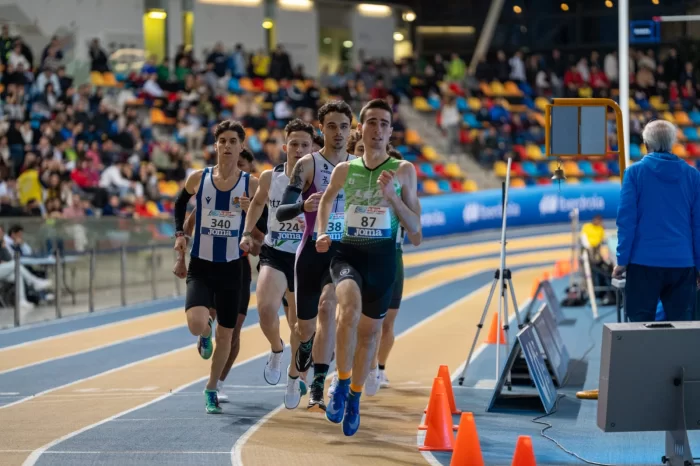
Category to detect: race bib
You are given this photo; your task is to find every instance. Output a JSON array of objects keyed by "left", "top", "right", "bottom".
[
  {"left": 270, "top": 215, "right": 305, "bottom": 243},
  {"left": 346, "top": 205, "right": 392, "bottom": 239},
  {"left": 200, "top": 208, "right": 240, "bottom": 237},
  {"left": 313, "top": 212, "right": 344, "bottom": 241}
]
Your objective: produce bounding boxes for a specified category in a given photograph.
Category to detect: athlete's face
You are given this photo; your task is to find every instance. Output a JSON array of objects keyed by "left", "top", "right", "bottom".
[
  {"left": 283, "top": 131, "right": 313, "bottom": 164},
  {"left": 320, "top": 112, "right": 351, "bottom": 151},
  {"left": 354, "top": 141, "right": 365, "bottom": 157},
  {"left": 359, "top": 108, "right": 393, "bottom": 151},
  {"left": 216, "top": 130, "right": 243, "bottom": 164}
]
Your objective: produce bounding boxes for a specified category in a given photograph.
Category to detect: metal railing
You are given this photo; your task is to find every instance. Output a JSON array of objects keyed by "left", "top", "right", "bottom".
[{"left": 2, "top": 243, "right": 184, "bottom": 329}]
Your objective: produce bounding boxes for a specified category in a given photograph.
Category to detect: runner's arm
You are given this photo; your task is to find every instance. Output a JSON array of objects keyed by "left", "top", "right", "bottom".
[
  {"left": 276, "top": 156, "right": 311, "bottom": 221},
  {"left": 243, "top": 170, "right": 271, "bottom": 235},
  {"left": 184, "top": 207, "right": 197, "bottom": 237},
  {"left": 174, "top": 170, "right": 203, "bottom": 233},
  {"left": 388, "top": 162, "right": 421, "bottom": 235},
  {"left": 316, "top": 163, "right": 349, "bottom": 236}
]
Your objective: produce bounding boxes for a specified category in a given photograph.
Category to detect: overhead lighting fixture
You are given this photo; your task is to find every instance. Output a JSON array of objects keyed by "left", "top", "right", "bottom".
[
  {"left": 513, "top": 5, "right": 522, "bottom": 13},
  {"left": 652, "top": 0, "right": 659, "bottom": 3},
  {"left": 402, "top": 11, "right": 416, "bottom": 22},
  {"left": 560, "top": 3, "right": 569, "bottom": 11},
  {"left": 417, "top": 26, "right": 475, "bottom": 35},
  {"left": 147, "top": 9, "right": 167, "bottom": 19},
  {"left": 393, "top": 32, "right": 404, "bottom": 41},
  {"left": 278, "top": 0, "right": 312, "bottom": 11},
  {"left": 605, "top": 0, "right": 613, "bottom": 7},
  {"left": 262, "top": 19, "right": 273, "bottom": 29},
  {"left": 357, "top": 3, "right": 391, "bottom": 17},
  {"left": 198, "top": 0, "right": 262, "bottom": 5},
  {"left": 323, "top": 37, "right": 331, "bottom": 44},
  {"left": 343, "top": 40, "right": 353, "bottom": 48}
]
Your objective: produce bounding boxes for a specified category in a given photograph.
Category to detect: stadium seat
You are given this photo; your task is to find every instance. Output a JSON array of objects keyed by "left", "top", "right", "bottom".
[
  {"left": 422, "top": 146, "right": 439, "bottom": 161},
  {"left": 566, "top": 177, "right": 581, "bottom": 184},
  {"left": 450, "top": 180, "right": 464, "bottom": 191},
  {"left": 444, "top": 163, "right": 463, "bottom": 178},
  {"left": 537, "top": 162, "right": 550, "bottom": 177},
  {"left": 456, "top": 97, "right": 468, "bottom": 112},
  {"left": 406, "top": 130, "right": 421, "bottom": 145},
  {"left": 428, "top": 95, "right": 441, "bottom": 110},
  {"left": 649, "top": 95, "right": 668, "bottom": 111},
  {"left": 493, "top": 160, "right": 509, "bottom": 177},
  {"left": 437, "top": 179, "right": 452, "bottom": 192},
  {"left": 683, "top": 127, "right": 699, "bottom": 142},
  {"left": 675, "top": 111, "right": 691, "bottom": 126},
  {"left": 593, "top": 161, "right": 609, "bottom": 176},
  {"left": 422, "top": 179, "right": 440, "bottom": 194},
  {"left": 673, "top": 142, "right": 688, "bottom": 157},
  {"left": 630, "top": 144, "right": 642, "bottom": 159},
  {"left": 609, "top": 176, "right": 621, "bottom": 183},
  {"left": 239, "top": 77, "right": 255, "bottom": 92},
  {"left": 563, "top": 161, "right": 582, "bottom": 177},
  {"left": 504, "top": 81, "right": 523, "bottom": 96},
  {"left": 416, "top": 180, "right": 424, "bottom": 194},
  {"left": 90, "top": 71, "right": 105, "bottom": 86},
  {"left": 462, "top": 179, "right": 478, "bottom": 192},
  {"left": 420, "top": 162, "right": 437, "bottom": 178},
  {"left": 520, "top": 161, "right": 538, "bottom": 177},
  {"left": 607, "top": 161, "right": 620, "bottom": 176},
  {"left": 526, "top": 144, "right": 544, "bottom": 160},
  {"left": 687, "top": 142, "right": 700, "bottom": 156},
  {"left": 433, "top": 163, "right": 446, "bottom": 177},
  {"left": 412, "top": 97, "right": 432, "bottom": 112},
  {"left": 690, "top": 110, "right": 700, "bottom": 126},
  {"left": 578, "top": 160, "right": 595, "bottom": 177},
  {"left": 468, "top": 97, "right": 482, "bottom": 111},
  {"left": 511, "top": 162, "right": 525, "bottom": 176},
  {"left": 511, "top": 178, "right": 526, "bottom": 188},
  {"left": 463, "top": 113, "right": 481, "bottom": 128}
]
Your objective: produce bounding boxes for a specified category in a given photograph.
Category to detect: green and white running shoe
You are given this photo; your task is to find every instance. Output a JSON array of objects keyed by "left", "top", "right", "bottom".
[
  {"left": 198, "top": 317, "right": 214, "bottom": 360},
  {"left": 204, "top": 389, "right": 222, "bottom": 414}
]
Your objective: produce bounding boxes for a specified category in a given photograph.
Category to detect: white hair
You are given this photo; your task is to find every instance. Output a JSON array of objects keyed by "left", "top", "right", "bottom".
[{"left": 642, "top": 119, "right": 677, "bottom": 153}]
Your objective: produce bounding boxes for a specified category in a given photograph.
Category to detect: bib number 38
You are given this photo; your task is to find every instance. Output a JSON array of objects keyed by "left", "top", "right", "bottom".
[{"left": 314, "top": 212, "right": 344, "bottom": 241}]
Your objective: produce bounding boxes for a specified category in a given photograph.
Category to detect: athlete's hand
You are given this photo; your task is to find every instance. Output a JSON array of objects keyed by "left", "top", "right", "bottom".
[
  {"left": 173, "top": 257, "right": 187, "bottom": 279},
  {"left": 612, "top": 265, "right": 626, "bottom": 279},
  {"left": 174, "top": 236, "right": 187, "bottom": 254},
  {"left": 378, "top": 170, "right": 398, "bottom": 201},
  {"left": 304, "top": 193, "right": 322, "bottom": 213},
  {"left": 249, "top": 237, "right": 263, "bottom": 256},
  {"left": 315, "top": 234, "right": 332, "bottom": 253},
  {"left": 240, "top": 196, "right": 251, "bottom": 212},
  {"left": 240, "top": 234, "right": 254, "bottom": 252}
]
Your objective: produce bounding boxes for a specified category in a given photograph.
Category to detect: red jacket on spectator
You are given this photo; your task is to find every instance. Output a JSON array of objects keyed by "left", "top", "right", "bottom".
[
  {"left": 589, "top": 70, "right": 609, "bottom": 88},
  {"left": 564, "top": 69, "right": 584, "bottom": 87},
  {"left": 71, "top": 166, "right": 100, "bottom": 189}
]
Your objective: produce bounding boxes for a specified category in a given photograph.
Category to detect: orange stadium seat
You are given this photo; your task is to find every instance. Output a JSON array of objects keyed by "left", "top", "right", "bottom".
[
  {"left": 422, "top": 179, "right": 440, "bottom": 194},
  {"left": 405, "top": 129, "right": 422, "bottom": 145},
  {"left": 511, "top": 178, "right": 526, "bottom": 188}
]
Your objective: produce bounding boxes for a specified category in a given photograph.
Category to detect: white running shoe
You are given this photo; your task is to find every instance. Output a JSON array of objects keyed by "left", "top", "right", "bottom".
[
  {"left": 284, "top": 365, "right": 302, "bottom": 409},
  {"left": 378, "top": 370, "right": 390, "bottom": 388},
  {"left": 327, "top": 372, "right": 339, "bottom": 398},
  {"left": 217, "top": 381, "right": 229, "bottom": 403},
  {"left": 365, "top": 366, "right": 380, "bottom": 396},
  {"left": 264, "top": 348, "right": 284, "bottom": 385}
]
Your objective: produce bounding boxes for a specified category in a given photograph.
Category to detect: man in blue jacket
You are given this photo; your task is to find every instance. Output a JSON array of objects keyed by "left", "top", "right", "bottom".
[{"left": 614, "top": 119, "right": 700, "bottom": 321}]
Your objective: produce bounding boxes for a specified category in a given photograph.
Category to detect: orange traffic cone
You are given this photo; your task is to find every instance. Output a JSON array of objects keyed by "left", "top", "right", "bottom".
[
  {"left": 420, "top": 376, "right": 458, "bottom": 431},
  {"left": 484, "top": 312, "right": 506, "bottom": 345},
  {"left": 450, "top": 412, "right": 484, "bottom": 466},
  {"left": 530, "top": 276, "right": 542, "bottom": 299},
  {"left": 437, "top": 365, "right": 462, "bottom": 415},
  {"left": 419, "top": 378, "right": 455, "bottom": 452},
  {"left": 511, "top": 435, "right": 537, "bottom": 466}
]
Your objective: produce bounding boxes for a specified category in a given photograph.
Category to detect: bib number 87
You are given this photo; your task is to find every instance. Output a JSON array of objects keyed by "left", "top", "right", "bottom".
[
  {"left": 211, "top": 218, "right": 231, "bottom": 229},
  {"left": 360, "top": 216, "right": 376, "bottom": 228}
]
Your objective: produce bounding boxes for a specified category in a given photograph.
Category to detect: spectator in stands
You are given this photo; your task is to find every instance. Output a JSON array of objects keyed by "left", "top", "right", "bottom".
[
  {"left": 440, "top": 94, "right": 460, "bottom": 155},
  {"left": 614, "top": 119, "right": 700, "bottom": 322},
  {"left": 89, "top": 38, "right": 110, "bottom": 73}
]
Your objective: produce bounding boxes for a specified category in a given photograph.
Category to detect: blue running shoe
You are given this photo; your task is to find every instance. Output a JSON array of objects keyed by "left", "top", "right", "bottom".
[
  {"left": 325, "top": 381, "right": 349, "bottom": 424},
  {"left": 343, "top": 391, "right": 361, "bottom": 436},
  {"left": 198, "top": 317, "right": 214, "bottom": 360},
  {"left": 204, "top": 389, "right": 222, "bottom": 414}
]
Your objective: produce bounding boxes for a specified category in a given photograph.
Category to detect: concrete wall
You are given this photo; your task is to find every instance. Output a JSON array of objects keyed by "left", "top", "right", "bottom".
[
  {"left": 350, "top": 9, "right": 394, "bottom": 65},
  {"left": 193, "top": 0, "right": 265, "bottom": 55},
  {"left": 274, "top": 5, "right": 319, "bottom": 77}
]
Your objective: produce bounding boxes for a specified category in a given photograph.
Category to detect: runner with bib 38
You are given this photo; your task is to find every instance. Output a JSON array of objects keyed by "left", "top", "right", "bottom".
[{"left": 315, "top": 99, "right": 422, "bottom": 436}]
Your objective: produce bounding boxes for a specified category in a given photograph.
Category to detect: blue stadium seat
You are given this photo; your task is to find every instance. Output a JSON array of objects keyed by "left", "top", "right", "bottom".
[
  {"left": 520, "top": 161, "right": 538, "bottom": 177},
  {"left": 416, "top": 180, "right": 424, "bottom": 193},
  {"left": 580, "top": 177, "right": 594, "bottom": 183},
  {"left": 247, "top": 135, "right": 262, "bottom": 153},
  {"left": 456, "top": 97, "right": 468, "bottom": 112},
  {"left": 463, "top": 113, "right": 481, "bottom": 128},
  {"left": 607, "top": 161, "right": 620, "bottom": 176},
  {"left": 630, "top": 144, "right": 642, "bottom": 159},
  {"left": 420, "top": 163, "right": 436, "bottom": 178},
  {"left": 537, "top": 162, "right": 550, "bottom": 177},
  {"left": 690, "top": 110, "right": 700, "bottom": 126},
  {"left": 437, "top": 180, "right": 452, "bottom": 192},
  {"left": 428, "top": 95, "right": 441, "bottom": 110},
  {"left": 228, "top": 78, "right": 241, "bottom": 93},
  {"left": 578, "top": 160, "right": 595, "bottom": 176},
  {"left": 684, "top": 127, "right": 699, "bottom": 142},
  {"left": 525, "top": 177, "right": 537, "bottom": 186}
]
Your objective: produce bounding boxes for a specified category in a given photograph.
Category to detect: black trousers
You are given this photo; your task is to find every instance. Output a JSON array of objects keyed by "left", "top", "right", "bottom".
[{"left": 624, "top": 263, "right": 696, "bottom": 322}]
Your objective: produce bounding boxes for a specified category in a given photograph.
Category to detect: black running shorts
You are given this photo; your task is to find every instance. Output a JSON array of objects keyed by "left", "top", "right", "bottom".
[
  {"left": 186, "top": 256, "right": 243, "bottom": 329},
  {"left": 295, "top": 239, "right": 336, "bottom": 321},
  {"left": 330, "top": 244, "right": 396, "bottom": 320},
  {"left": 238, "top": 255, "right": 252, "bottom": 316},
  {"left": 389, "top": 250, "right": 404, "bottom": 310},
  {"left": 259, "top": 244, "right": 296, "bottom": 292}
]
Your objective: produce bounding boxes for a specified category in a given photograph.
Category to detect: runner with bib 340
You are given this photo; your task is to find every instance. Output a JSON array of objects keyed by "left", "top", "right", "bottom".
[{"left": 315, "top": 99, "right": 422, "bottom": 436}]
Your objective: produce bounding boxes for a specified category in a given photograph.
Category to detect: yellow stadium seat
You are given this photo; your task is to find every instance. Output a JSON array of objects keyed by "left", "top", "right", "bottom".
[
  {"left": 462, "top": 179, "right": 478, "bottom": 192},
  {"left": 225, "top": 94, "right": 239, "bottom": 107},
  {"left": 676, "top": 112, "right": 691, "bottom": 126},
  {"left": 413, "top": 97, "right": 432, "bottom": 112},
  {"left": 608, "top": 176, "right": 621, "bottom": 183},
  {"left": 422, "top": 179, "right": 440, "bottom": 195},
  {"left": 494, "top": 160, "right": 509, "bottom": 177},
  {"left": 628, "top": 98, "right": 639, "bottom": 111},
  {"left": 563, "top": 161, "right": 581, "bottom": 177},
  {"left": 150, "top": 108, "right": 175, "bottom": 126},
  {"left": 511, "top": 178, "right": 526, "bottom": 188},
  {"left": 102, "top": 73, "right": 118, "bottom": 87},
  {"left": 158, "top": 181, "right": 179, "bottom": 197},
  {"left": 534, "top": 113, "right": 546, "bottom": 128},
  {"left": 504, "top": 81, "right": 523, "bottom": 96},
  {"left": 526, "top": 144, "right": 544, "bottom": 160},
  {"left": 422, "top": 146, "right": 439, "bottom": 161},
  {"left": 254, "top": 94, "right": 265, "bottom": 104},
  {"left": 577, "top": 87, "right": 593, "bottom": 98},
  {"left": 90, "top": 72, "right": 105, "bottom": 86},
  {"left": 480, "top": 82, "right": 493, "bottom": 97},
  {"left": 191, "top": 160, "right": 204, "bottom": 170},
  {"left": 146, "top": 201, "right": 161, "bottom": 216},
  {"left": 468, "top": 97, "right": 482, "bottom": 111},
  {"left": 566, "top": 177, "right": 580, "bottom": 184},
  {"left": 535, "top": 97, "right": 549, "bottom": 112},
  {"left": 257, "top": 128, "right": 269, "bottom": 142},
  {"left": 649, "top": 95, "right": 668, "bottom": 111},
  {"left": 444, "top": 163, "right": 463, "bottom": 178},
  {"left": 663, "top": 111, "right": 675, "bottom": 124},
  {"left": 490, "top": 81, "right": 506, "bottom": 95},
  {"left": 264, "top": 78, "right": 279, "bottom": 93},
  {"left": 548, "top": 161, "right": 560, "bottom": 175},
  {"left": 406, "top": 129, "right": 421, "bottom": 145},
  {"left": 673, "top": 142, "right": 688, "bottom": 157},
  {"left": 677, "top": 128, "right": 687, "bottom": 142}
]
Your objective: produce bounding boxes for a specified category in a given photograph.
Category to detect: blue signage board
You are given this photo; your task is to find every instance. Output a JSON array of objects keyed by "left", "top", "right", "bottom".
[
  {"left": 630, "top": 20, "right": 660, "bottom": 44},
  {"left": 533, "top": 304, "right": 571, "bottom": 387}
]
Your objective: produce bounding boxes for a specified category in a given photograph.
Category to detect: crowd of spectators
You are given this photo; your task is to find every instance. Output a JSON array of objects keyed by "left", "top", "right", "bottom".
[
  {"left": 421, "top": 47, "right": 700, "bottom": 167},
  {"left": 0, "top": 30, "right": 416, "bottom": 230}
]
